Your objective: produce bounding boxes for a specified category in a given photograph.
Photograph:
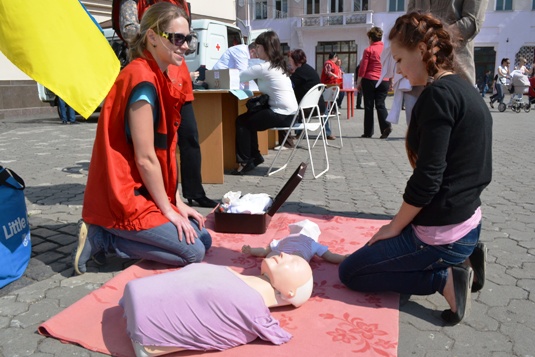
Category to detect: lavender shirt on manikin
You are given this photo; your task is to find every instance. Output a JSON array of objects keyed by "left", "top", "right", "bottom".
[{"left": 120, "top": 263, "right": 291, "bottom": 351}]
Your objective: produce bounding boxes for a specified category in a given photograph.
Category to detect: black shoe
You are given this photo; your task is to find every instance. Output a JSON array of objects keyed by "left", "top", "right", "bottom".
[
  {"left": 230, "top": 161, "right": 255, "bottom": 175},
  {"left": 360, "top": 134, "right": 372, "bottom": 138},
  {"left": 441, "top": 266, "right": 473, "bottom": 325},
  {"left": 356, "top": 106, "right": 363, "bottom": 109},
  {"left": 469, "top": 242, "right": 487, "bottom": 292},
  {"left": 187, "top": 196, "right": 218, "bottom": 208},
  {"left": 489, "top": 100, "right": 494, "bottom": 109},
  {"left": 380, "top": 127, "right": 392, "bottom": 139},
  {"left": 253, "top": 155, "right": 265, "bottom": 167}
]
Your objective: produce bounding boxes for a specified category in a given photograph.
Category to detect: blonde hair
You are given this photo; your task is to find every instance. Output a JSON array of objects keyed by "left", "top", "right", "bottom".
[{"left": 128, "top": 2, "right": 187, "bottom": 61}]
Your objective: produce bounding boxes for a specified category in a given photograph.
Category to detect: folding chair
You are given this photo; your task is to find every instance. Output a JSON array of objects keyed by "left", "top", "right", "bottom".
[
  {"left": 318, "top": 85, "right": 343, "bottom": 148},
  {"left": 267, "top": 84, "right": 329, "bottom": 178}
]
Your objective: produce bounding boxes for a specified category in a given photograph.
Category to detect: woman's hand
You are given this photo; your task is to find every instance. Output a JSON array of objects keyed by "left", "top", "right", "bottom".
[
  {"left": 367, "top": 201, "right": 422, "bottom": 246},
  {"left": 166, "top": 203, "right": 205, "bottom": 245},
  {"left": 367, "top": 222, "right": 402, "bottom": 246},
  {"left": 190, "top": 71, "right": 199, "bottom": 82}
]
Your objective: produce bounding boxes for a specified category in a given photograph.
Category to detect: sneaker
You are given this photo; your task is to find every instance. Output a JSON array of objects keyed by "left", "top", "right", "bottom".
[
  {"left": 274, "top": 145, "right": 288, "bottom": 151},
  {"left": 489, "top": 100, "right": 494, "bottom": 109},
  {"left": 72, "top": 220, "right": 105, "bottom": 275}
]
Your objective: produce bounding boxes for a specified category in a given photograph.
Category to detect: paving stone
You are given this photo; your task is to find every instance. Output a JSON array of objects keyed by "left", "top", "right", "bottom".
[{"left": 1, "top": 102, "right": 535, "bottom": 356}]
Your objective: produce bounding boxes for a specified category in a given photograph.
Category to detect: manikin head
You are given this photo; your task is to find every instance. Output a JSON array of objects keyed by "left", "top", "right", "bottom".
[{"left": 261, "top": 253, "right": 313, "bottom": 307}]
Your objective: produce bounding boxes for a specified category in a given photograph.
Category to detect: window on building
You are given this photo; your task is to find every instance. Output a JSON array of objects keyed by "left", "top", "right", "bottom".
[
  {"left": 330, "top": 0, "right": 343, "bottom": 13},
  {"left": 255, "top": 0, "right": 267, "bottom": 19},
  {"left": 275, "top": 0, "right": 288, "bottom": 18},
  {"left": 280, "top": 42, "right": 290, "bottom": 55},
  {"left": 496, "top": 0, "right": 513, "bottom": 10},
  {"left": 306, "top": 0, "right": 320, "bottom": 14},
  {"left": 353, "top": 0, "right": 369, "bottom": 11},
  {"left": 388, "top": 0, "right": 405, "bottom": 12}
]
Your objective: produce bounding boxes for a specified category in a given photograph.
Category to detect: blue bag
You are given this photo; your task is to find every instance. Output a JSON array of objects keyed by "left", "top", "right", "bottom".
[{"left": 0, "top": 166, "right": 31, "bottom": 288}]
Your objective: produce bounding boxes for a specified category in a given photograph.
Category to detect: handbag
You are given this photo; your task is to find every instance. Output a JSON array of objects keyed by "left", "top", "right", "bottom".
[
  {"left": 246, "top": 94, "right": 270, "bottom": 113},
  {"left": 0, "top": 166, "right": 31, "bottom": 288}
]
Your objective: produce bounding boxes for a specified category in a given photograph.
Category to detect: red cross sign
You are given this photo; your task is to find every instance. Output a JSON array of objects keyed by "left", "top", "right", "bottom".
[{"left": 216, "top": 43, "right": 221, "bottom": 51}]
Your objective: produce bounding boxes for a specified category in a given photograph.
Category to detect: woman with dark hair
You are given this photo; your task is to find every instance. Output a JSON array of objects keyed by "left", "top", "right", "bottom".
[
  {"left": 489, "top": 58, "right": 510, "bottom": 108},
  {"left": 288, "top": 49, "right": 326, "bottom": 111},
  {"left": 75, "top": 3, "right": 212, "bottom": 275},
  {"left": 231, "top": 31, "right": 298, "bottom": 175},
  {"left": 356, "top": 26, "right": 391, "bottom": 139},
  {"left": 339, "top": 12, "right": 492, "bottom": 325}
]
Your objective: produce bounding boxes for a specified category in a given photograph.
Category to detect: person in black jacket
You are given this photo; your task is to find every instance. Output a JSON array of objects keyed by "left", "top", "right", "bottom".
[
  {"left": 339, "top": 12, "right": 492, "bottom": 326},
  {"left": 288, "top": 49, "right": 327, "bottom": 142}
]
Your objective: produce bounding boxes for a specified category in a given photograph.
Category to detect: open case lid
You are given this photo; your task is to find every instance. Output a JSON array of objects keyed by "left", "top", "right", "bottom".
[{"left": 266, "top": 162, "right": 307, "bottom": 216}]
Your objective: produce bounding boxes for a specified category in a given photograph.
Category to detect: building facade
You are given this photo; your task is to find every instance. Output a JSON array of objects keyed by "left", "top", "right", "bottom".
[{"left": 236, "top": 0, "right": 535, "bottom": 86}]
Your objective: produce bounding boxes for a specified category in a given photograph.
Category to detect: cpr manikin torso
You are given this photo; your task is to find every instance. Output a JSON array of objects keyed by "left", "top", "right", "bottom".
[{"left": 121, "top": 254, "right": 313, "bottom": 357}]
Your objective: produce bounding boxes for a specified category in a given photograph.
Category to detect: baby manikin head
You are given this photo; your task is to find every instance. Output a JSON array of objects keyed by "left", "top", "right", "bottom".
[
  {"left": 261, "top": 252, "right": 313, "bottom": 307},
  {"left": 288, "top": 219, "right": 321, "bottom": 242}
]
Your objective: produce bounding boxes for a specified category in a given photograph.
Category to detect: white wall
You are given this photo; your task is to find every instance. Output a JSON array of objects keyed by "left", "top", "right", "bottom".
[
  {"left": 0, "top": 53, "right": 30, "bottom": 81},
  {"left": 191, "top": 0, "right": 236, "bottom": 22}
]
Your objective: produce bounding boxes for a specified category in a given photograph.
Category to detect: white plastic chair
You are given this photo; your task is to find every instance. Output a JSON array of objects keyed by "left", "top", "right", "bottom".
[
  {"left": 267, "top": 84, "right": 329, "bottom": 178},
  {"left": 319, "top": 85, "right": 343, "bottom": 148}
]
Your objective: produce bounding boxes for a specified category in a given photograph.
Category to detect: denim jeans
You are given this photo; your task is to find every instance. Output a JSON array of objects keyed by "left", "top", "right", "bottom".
[
  {"left": 58, "top": 97, "right": 76, "bottom": 123},
  {"left": 338, "top": 223, "right": 481, "bottom": 295},
  {"left": 88, "top": 218, "right": 212, "bottom": 267}
]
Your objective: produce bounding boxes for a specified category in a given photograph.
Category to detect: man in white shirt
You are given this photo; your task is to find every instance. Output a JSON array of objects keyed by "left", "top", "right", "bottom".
[{"left": 213, "top": 43, "right": 259, "bottom": 90}]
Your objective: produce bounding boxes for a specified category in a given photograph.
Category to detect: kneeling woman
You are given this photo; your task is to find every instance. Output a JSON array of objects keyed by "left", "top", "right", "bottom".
[
  {"left": 339, "top": 12, "right": 492, "bottom": 325},
  {"left": 73, "top": 3, "right": 211, "bottom": 275},
  {"left": 231, "top": 31, "right": 298, "bottom": 175}
]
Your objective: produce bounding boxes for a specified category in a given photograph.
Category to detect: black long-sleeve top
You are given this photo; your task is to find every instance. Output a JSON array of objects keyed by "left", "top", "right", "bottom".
[
  {"left": 405, "top": 74, "right": 492, "bottom": 226},
  {"left": 290, "top": 63, "right": 326, "bottom": 113}
]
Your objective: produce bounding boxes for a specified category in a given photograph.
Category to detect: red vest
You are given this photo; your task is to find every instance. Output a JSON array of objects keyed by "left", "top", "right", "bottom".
[
  {"left": 82, "top": 53, "right": 186, "bottom": 230},
  {"left": 321, "top": 59, "right": 339, "bottom": 85}
]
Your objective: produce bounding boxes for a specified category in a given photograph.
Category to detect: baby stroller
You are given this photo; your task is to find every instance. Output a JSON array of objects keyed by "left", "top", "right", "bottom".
[{"left": 499, "top": 70, "right": 531, "bottom": 113}]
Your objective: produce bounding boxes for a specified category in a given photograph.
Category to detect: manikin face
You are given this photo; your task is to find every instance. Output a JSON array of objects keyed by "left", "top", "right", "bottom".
[
  {"left": 261, "top": 252, "right": 311, "bottom": 298},
  {"left": 148, "top": 16, "right": 190, "bottom": 71},
  {"left": 390, "top": 40, "right": 429, "bottom": 87}
]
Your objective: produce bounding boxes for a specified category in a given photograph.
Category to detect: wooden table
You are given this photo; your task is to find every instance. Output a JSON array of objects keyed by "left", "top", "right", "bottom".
[{"left": 177, "top": 90, "right": 272, "bottom": 184}]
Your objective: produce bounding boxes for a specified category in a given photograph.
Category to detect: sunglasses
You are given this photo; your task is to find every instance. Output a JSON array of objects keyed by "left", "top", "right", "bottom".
[{"left": 160, "top": 32, "right": 192, "bottom": 47}]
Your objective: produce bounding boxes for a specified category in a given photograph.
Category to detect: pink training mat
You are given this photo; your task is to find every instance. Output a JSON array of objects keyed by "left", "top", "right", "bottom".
[{"left": 38, "top": 213, "right": 399, "bottom": 357}]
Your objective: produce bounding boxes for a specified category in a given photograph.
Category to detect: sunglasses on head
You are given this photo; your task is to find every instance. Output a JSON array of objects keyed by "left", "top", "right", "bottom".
[{"left": 160, "top": 32, "right": 192, "bottom": 47}]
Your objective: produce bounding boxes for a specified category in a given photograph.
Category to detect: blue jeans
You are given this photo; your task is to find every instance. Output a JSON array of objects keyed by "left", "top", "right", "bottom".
[
  {"left": 338, "top": 223, "right": 480, "bottom": 295},
  {"left": 88, "top": 218, "right": 212, "bottom": 267},
  {"left": 58, "top": 97, "right": 76, "bottom": 123}
]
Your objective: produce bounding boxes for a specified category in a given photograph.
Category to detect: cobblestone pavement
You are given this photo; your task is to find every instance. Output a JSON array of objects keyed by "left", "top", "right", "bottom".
[{"left": 1, "top": 97, "right": 534, "bottom": 357}]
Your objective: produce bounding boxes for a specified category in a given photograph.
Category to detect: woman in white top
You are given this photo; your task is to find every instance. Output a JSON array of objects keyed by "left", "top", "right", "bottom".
[
  {"left": 231, "top": 31, "right": 298, "bottom": 175},
  {"left": 489, "top": 58, "right": 510, "bottom": 108}
]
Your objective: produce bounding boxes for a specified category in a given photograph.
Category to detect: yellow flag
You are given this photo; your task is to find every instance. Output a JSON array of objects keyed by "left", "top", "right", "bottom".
[{"left": 0, "top": 0, "right": 120, "bottom": 118}]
